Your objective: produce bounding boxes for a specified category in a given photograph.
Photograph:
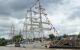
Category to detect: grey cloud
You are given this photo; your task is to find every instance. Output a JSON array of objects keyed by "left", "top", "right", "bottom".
[
  {"left": 68, "top": 7, "right": 80, "bottom": 20},
  {"left": 0, "top": 28, "right": 9, "bottom": 32},
  {"left": 9, "top": 0, "right": 29, "bottom": 11},
  {"left": 0, "top": 0, "right": 30, "bottom": 17},
  {"left": 0, "top": 1, "right": 11, "bottom": 16},
  {"left": 42, "top": 0, "right": 63, "bottom": 5},
  {"left": 0, "top": 24, "right": 10, "bottom": 28},
  {"left": 0, "top": 0, "right": 63, "bottom": 18}
]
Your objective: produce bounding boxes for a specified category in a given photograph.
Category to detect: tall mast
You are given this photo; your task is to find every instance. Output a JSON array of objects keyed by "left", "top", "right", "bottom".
[
  {"left": 9, "top": 24, "right": 15, "bottom": 38},
  {"left": 38, "top": 0, "right": 42, "bottom": 29},
  {"left": 23, "top": 15, "right": 28, "bottom": 39},
  {"left": 30, "top": 8, "right": 35, "bottom": 39},
  {"left": 38, "top": 0, "right": 44, "bottom": 41}
]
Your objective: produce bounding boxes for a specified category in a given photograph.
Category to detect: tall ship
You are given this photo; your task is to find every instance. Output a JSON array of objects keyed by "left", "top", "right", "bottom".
[{"left": 20, "top": 0, "right": 58, "bottom": 48}]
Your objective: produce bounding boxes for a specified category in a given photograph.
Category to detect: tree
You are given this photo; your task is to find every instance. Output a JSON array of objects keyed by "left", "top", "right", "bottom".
[
  {"left": 78, "top": 33, "right": 80, "bottom": 38},
  {"left": 0, "top": 38, "right": 7, "bottom": 46},
  {"left": 57, "top": 36, "right": 62, "bottom": 40},
  {"left": 12, "top": 35, "right": 23, "bottom": 43},
  {"left": 49, "top": 34, "right": 55, "bottom": 40},
  {"left": 63, "top": 34, "right": 68, "bottom": 38},
  {"left": 12, "top": 35, "right": 23, "bottom": 47}
]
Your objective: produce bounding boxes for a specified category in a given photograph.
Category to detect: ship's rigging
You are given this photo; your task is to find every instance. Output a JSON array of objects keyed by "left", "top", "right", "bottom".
[{"left": 22, "top": 0, "right": 58, "bottom": 40}]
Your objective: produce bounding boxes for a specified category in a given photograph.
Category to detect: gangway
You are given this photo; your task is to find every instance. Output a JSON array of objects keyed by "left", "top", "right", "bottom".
[{"left": 54, "top": 38, "right": 70, "bottom": 47}]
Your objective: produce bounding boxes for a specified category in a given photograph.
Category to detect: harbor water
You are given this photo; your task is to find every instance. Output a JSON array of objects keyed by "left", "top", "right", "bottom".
[{"left": 0, "top": 47, "right": 79, "bottom": 50}]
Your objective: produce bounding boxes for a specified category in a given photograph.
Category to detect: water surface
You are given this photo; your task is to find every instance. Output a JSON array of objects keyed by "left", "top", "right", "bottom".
[{"left": 0, "top": 47, "right": 79, "bottom": 50}]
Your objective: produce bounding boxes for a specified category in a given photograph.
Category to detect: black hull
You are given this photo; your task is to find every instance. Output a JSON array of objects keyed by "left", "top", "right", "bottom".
[{"left": 49, "top": 46, "right": 80, "bottom": 49}]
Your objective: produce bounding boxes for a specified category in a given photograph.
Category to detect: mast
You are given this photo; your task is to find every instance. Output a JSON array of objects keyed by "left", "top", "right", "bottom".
[
  {"left": 30, "top": 8, "right": 35, "bottom": 39},
  {"left": 38, "top": 0, "right": 42, "bottom": 29},
  {"left": 38, "top": 0, "right": 44, "bottom": 41},
  {"left": 23, "top": 0, "right": 58, "bottom": 42},
  {"left": 9, "top": 24, "right": 15, "bottom": 38},
  {"left": 23, "top": 15, "right": 28, "bottom": 39}
]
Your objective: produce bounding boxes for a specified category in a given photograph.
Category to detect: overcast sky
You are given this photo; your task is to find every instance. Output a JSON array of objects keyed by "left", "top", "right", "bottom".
[{"left": 0, "top": 0, "right": 80, "bottom": 38}]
